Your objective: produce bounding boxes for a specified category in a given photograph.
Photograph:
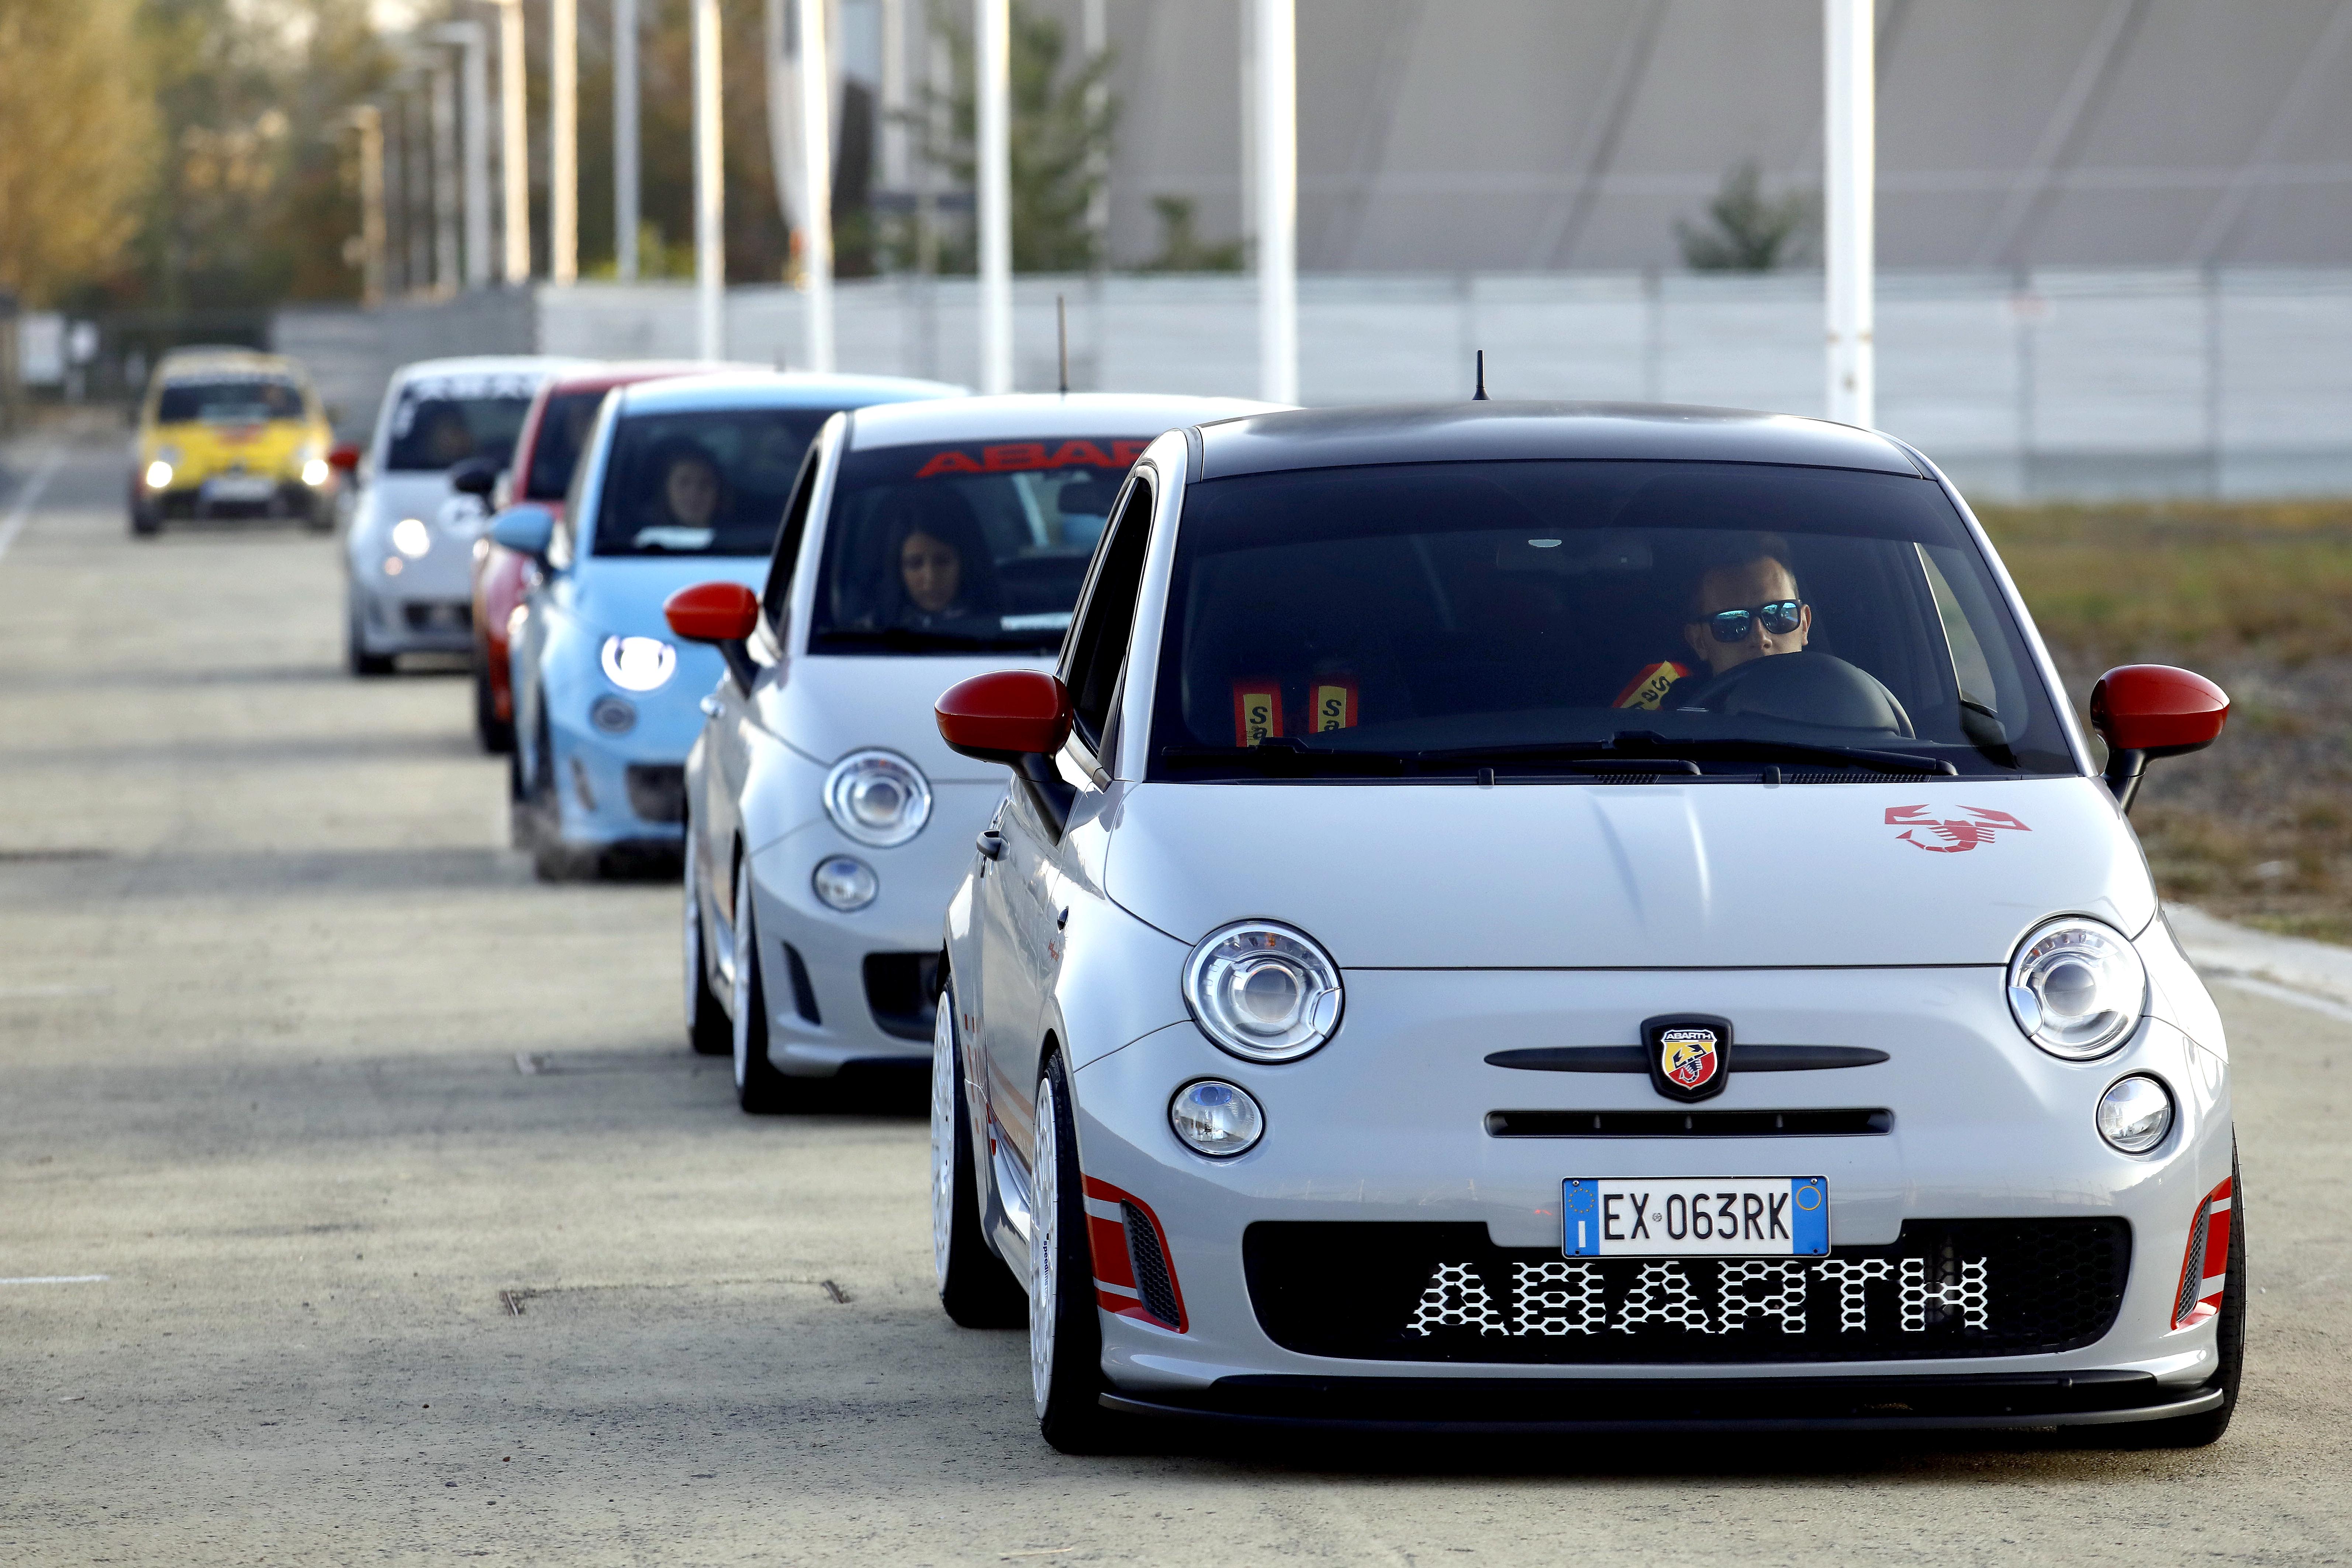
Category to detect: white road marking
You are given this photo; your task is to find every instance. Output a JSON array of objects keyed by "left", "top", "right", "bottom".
[
  {"left": 0, "top": 448, "right": 68, "bottom": 562},
  {"left": 0, "top": 1275, "right": 110, "bottom": 1285}
]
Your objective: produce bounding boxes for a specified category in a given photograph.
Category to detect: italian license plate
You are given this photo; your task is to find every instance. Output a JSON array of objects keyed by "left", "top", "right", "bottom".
[
  {"left": 204, "top": 474, "right": 275, "bottom": 501},
  {"left": 1564, "top": 1177, "right": 1828, "bottom": 1258}
]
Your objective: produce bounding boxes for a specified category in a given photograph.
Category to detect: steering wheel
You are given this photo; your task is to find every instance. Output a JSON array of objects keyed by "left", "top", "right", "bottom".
[{"left": 1674, "top": 652, "right": 1916, "bottom": 738}]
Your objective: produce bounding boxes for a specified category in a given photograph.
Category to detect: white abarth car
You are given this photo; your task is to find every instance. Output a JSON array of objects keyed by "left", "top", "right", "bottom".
[
  {"left": 665, "top": 394, "right": 1273, "bottom": 1111},
  {"left": 345, "top": 355, "right": 586, "bottom": 674},
  {"left": 928, "top": 403, "right": 2242, "bottom": 1453}
]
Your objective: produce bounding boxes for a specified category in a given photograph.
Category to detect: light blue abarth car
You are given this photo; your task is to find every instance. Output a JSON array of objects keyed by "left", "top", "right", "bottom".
[{"left": 497, "top": 370, "right": 962, "bottom": 878}]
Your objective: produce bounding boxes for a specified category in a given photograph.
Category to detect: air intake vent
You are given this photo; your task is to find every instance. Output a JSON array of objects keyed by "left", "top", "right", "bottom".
[{"left": 1486, "top": 1108, "right": 1892, "bottom": 1137}]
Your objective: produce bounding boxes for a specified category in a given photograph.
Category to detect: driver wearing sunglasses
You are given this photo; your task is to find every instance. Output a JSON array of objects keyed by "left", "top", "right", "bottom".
[{"left": 1682, "top": 549, "right": 1812, "bottom": 676}]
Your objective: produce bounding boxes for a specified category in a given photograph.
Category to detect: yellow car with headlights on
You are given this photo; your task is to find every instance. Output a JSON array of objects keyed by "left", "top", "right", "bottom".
[{"left": 131, "top": 349, "right": 338, "bottom": 536}]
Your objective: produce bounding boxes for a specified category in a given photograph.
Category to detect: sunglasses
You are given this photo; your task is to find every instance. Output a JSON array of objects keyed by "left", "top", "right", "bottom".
[{"left": 1697, "top": 600, "right": 1804, "bottom": 643}]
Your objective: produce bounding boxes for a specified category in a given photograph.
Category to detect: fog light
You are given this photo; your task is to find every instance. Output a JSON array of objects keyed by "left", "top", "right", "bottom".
[
  {"left": 812, "top": 856, "right": 877, "bottom": 911},
  {"left": 1169, "top": 1079, "right": 1263, "bottom": 1158},
  {"left": 2097, "top": 1074, "right": 2174, "bottom": 1154},
  {"left": 588, "top": 695, "right": 636, "bottom": 735},
  {"left": 381, "top": 555, "right": 404, "bottom": 576},
  {"left": 390, "top": 516, "right": 432, "bottom": 558},
  {"left": 144, "top": 460, "right": 174, "bottom": 490}
]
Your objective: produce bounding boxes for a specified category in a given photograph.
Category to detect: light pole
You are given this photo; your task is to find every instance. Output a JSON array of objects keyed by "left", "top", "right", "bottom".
[
  {"left": 795, "top": 0, "right": 836, "bottom": 369},
  {"left": 615, "top": 0, "right": 640, "bottom": 281},
  {"left": 493, "top": 0, "right": 530, "bottom": 284},
  {"left": 693, "top": 0, "right": 725, "bottom": 359},
  {"left": 1824, "top": 0, "right": 1875, "bottom": 428},
  {"left": 431, "top": 21, "right": 492, "bottom": 289},
  {"left": 1253, "top": 0, "right": 1298, "bottom": 405},
  {"left": 551, "top": 0, "right": 578, "bottom": 284},
  {"left": 975, "top": 0, "right": 1012, "bottom": 394},
  {"left": 349, "top": 105, "right": 387, "bottom": 307},
  {"left": 431, "top": 60, "right": 460, "bottom": 292}
]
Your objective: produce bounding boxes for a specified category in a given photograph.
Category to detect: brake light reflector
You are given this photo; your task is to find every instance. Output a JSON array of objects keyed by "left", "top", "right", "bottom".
[
  {"left": 2172, "top": 1175, "right": 2233, "bottom": 1330},
  {"left": 1082, "top": 1175, "right": 1188, "bottom": 1332}
]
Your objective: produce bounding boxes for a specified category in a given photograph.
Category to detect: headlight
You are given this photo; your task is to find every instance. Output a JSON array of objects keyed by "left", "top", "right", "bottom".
[
  {"left": 1182, "top": 920, "right": 1343, "bottom": 1063},
  {"left": 1170, "top": 1080, "right": 1264, "bottom": 1157},
  {"left": 390, "top": 516, "right": 432, "bottom": 558},
  {"left": 600, "top": 635, "right": 677, "bottom": 693},
  {"left": 2007, "top": 916, "right": 2146, "bottom": 1060},
  {"left": 823, "top": 750, "right": 932, "bottom": 847},
  {"left": 301, "top": 458, "right": 331, "bottom": 487},
  {"left": 812, "top": 855, "right": 878, "bottom": 911},
  {"left": 144, "top": 460, "right": 174, "bottom": 490},
  {"left": 2096, "top": 1074, "right": 2174, "bottom": 1154}
]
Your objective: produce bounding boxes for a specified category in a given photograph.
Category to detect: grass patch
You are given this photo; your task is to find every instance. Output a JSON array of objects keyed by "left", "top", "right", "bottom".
[{"left": 1981, "top": 499, "right": 2352, "bottom": 943}]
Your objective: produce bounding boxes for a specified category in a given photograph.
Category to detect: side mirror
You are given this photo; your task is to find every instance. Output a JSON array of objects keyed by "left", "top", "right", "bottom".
[
  {"left": 665, "top": 581, "right": 761, "bottom": 690},
  {"left": 449, "top": 455, "right": 501, "bottom": 497},
  {"left": 489, "top": 504, "right": 556, "bottom": 562},
  {"left": 2089, "top": 663, "right": 2228, "bottom": 811},
  {"left": 327, "top": 442, "right": 363, "bottom": 473},
  {"left": 936, "top": 670, "right": 1074, "bottom": 766}
]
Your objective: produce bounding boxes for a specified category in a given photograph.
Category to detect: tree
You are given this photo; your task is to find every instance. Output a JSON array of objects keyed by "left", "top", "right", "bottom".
[
  {"left": 1137, "top": 195, "right": 1240, "bottom": 273},
  {"left": 0, "top": 0, "right": 159, "bottom": 307},
  {"left": 911, "top": 0, "right": 1114, "bottom": 273},
  {"left": 1675, "top": 162, "right": 1815, "bottom": 273}
]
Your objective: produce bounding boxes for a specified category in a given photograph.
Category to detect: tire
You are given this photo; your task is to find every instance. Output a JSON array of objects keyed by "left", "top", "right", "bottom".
[
  {"left": 522, "top": 697, "right": 595, "bottom": 880},
  {"left": 933, "top": 989, "right": 1027, "bottom": 1328},
  {"left": 473, "top": 649, "right": 514, "bottom": 753},
  {"left": 129, "top": 494, "right": 160, "bottom": 537},
  {"left": 729, "top": 856, "right": 795, "bottom": 1113},
  {"left": 682, "top": 822, "right": 732, "bottom": 1057},
  {"left": 346, "top": 590, "right": 394, "bottom": 676},
  {"left": 2112, "top": 1147, "right": 2245, "bottom": 1448},
  {"left": 303, "top": 497, "right": 333, "bottom": 533},
  {"left": 1030, "top": 1053, "right": 1129, "bottom": 1454}
]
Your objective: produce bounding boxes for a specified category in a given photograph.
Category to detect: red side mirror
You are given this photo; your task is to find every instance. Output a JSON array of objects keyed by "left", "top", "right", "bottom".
[
  {"left": 936, "top": 670, "right": 1073, "bottom": 765},
  {"left": 664, "top": 581, "right": 760, "bottom": 644},
  {"left": 2089, "top": 663, "right": 2228, "bottom": 811},
  {"left": 328, "top": 442, "right": 362, "bottom": 473}
]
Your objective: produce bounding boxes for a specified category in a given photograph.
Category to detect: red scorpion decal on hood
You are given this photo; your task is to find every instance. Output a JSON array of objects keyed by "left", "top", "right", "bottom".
[{"left": 1885, "top": 804, "right": 2032, "bottom": 853}]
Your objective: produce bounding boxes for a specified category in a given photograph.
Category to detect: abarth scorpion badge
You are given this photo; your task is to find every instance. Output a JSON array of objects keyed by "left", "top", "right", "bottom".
[{"left": 1644, "top": 1013, "right": 1732, "bottom": 1103}]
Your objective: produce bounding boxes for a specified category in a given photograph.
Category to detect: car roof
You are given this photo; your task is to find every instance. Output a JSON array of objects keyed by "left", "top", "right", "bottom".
[
  {"left": 393, "top": 355, "right": 590, "bottom": 382},
  {"left": 539, "top": 360, "right": 760, "bottom": 396},
  {"left": 1195, "top": 401, "right": 1927, "bottom": 480},
  {"left": 617, "top": 369, "right": 967, "bottom": 415},
  {"left": 156, "top": 349, "right": 305, "bottom": 381},
  {"left": 846, "top": 393, "right": 1280, "bottom": 449}
]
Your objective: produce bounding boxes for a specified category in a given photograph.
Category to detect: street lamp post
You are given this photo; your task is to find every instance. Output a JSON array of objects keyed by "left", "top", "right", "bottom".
[
  {"left": 1824, "top": 0, "right": 1875, "bottom": 428},
  {"left": 795, "top": 0, "right": 836, "bottom": 370},
  {"left": 552, "top": 0, "right": 578, "bottom": 285},
  {"left": 350, "top": 105, "right": 387, "bottom": 308},
  {"left": 615, "top": 0, "right": 640, "bottom": 282},
  {"left": 693, "top": 0, "right": 725, "bottom": 359},
  {"left": 431, "top": 61, "right": 460, "bottom": 293},
  {"left": 431, "top": 21, "right": 493, "bottom": 289},
  {"left": 975, "top": 0, "right": 1011, "bottom": 394},
  {"left": 1253, "top": 0, "right": 1298, "bottom": 405}
]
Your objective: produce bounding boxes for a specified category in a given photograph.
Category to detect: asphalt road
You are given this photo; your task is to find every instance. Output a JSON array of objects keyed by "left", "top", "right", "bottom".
[{"left": 3, "top": 431, "right": 2348, "bottom": 1566}]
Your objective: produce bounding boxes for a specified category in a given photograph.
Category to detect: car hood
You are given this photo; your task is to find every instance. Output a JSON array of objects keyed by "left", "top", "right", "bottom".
[
  {"left": 359, "top": 472, "right": 455, "bottom": 525},
  {"left": 764, "top": 653, "right": 1058, "bottom": 778},
  {"left": 567, "top": 556, "right": 768, "bottom": 641},
  {"left": 1102, "top": 776, "right": 2152, "bottom": 968}
]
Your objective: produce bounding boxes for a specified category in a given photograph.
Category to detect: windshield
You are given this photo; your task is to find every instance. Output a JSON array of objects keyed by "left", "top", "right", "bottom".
[
  {"left": 156, "top": 376, "right": 305, "bottom": 424},
  {"left": 807, "top": 437, "right": 1149, "bottom": 655},
  {"left": 385, "top": 372, "right": 539, "bottom": 472},
  {"left": 593, "top": 406, "right": 841, "bottom": 557},
  {"left": 1149, "top": 460, "right": 2074, "bottom": 781},
  {"left": 524, "top": 390, "right": 609, "bottom": 501}
]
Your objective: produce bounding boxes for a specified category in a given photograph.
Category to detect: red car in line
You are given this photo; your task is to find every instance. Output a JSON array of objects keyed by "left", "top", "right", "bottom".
[{"left": 466, "top": 362, "right": 720, "bottom": 751}]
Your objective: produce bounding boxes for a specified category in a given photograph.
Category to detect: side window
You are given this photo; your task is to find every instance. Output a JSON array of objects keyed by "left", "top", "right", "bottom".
[
  {"left": 762, "top": 444, "right": 824, "bottom": 630},
  {"left": 552, "top": 431, "right": 594, "bottom": 568},
  {"left": 1063, "top": 474, "right": 1156, "bottom": 751}
]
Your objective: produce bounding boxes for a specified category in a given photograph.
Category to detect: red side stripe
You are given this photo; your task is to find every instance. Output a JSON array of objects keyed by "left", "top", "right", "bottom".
[{"left": 2172, "top": 1174, "right": 2234, "bottom": 1331}]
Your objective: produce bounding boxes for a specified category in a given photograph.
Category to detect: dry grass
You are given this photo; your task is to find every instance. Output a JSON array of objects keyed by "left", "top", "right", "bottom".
[{"left": 1978, "top": 500, "right": 2352, "bottom": 943}]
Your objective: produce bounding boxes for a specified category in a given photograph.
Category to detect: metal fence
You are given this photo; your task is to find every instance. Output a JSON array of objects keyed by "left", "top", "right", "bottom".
[{"left": 279, "top": 269, "right": 2352, "bottom": 501}]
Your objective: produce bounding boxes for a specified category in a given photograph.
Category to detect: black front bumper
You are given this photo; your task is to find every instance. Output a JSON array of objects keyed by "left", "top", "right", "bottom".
[{"left": 1103, "top": 1370, "right": 2223, "bottom": 1434}]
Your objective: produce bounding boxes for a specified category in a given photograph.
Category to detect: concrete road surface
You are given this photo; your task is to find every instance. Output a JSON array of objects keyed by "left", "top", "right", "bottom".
[{"left": 2, "top": 432, "right": 2348, "bottom": 1565}]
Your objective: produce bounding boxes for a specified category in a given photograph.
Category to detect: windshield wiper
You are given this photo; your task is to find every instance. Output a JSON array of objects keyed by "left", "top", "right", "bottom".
[
  {"left": 1156, "top": 741, "right": 1405, "bottom": 776},
  {"left": 811, "top": 626, "right": 1061, "bottom": 653},
  {"left": 1664, "top": 738, "right": 1957, "bottom": 776},
  {"left": 1404, "top": 734, "right": 1954, "bottom": 777}
]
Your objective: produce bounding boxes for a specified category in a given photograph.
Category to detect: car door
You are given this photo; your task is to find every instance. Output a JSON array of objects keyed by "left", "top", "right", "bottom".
[{"left": 988, "top": 469, "right": 1157, "bottom": 1166}]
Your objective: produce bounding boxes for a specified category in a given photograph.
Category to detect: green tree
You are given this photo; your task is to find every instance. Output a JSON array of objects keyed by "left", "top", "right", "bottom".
[
  {"left": 911, "top": 0, "right": 1114, "bottom": 273},
  {"left": 1675, "top": 162, "right": 1815, "bottom": 273},
  {"left": 1137, "top": 195, "right": 1240, "bottom": 273},
  {"left": 0, "top": 0, "right": 159, "bottom": 307}
]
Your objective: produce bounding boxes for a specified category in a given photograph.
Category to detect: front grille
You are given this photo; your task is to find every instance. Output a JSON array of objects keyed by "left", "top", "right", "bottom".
[
  {"left": 1123, "top": 1202, "right": 1183, "bottom": 1327},
  {"left": 781, "top": 942, "right": 821, "bottom": 1025},
  {"left": 401, "top": 601, "right": 472, "bottom": 632},
  {"left": 1244, "top": 1219, "right": 2130, "bottom": 1364},
  {"left": 1487, "top": 1109, "right": 1893, "bottom": 1137},
  {"left": 624, "top": 763, "right": 684, "bottom": 822},
  {"left": 861, "top": 951, "right": 940, "bottom": 1042}
]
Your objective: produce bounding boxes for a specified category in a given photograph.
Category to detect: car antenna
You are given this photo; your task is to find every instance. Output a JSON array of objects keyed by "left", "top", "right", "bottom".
[
  {"left": 1057, "top": 295, "right": 1070, "bottom": 396},
  {"left": 1472, "top": 349, "right": 1488, "bottom": 401}
]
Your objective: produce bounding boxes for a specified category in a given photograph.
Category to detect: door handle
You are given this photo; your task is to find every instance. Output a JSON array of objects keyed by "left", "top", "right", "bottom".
[
  {"left": 976, "top": 829, "right": 1005, "bottom": 861},
  {"left": 698, "top": 695, "right": 722, "bottom": 718}
]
